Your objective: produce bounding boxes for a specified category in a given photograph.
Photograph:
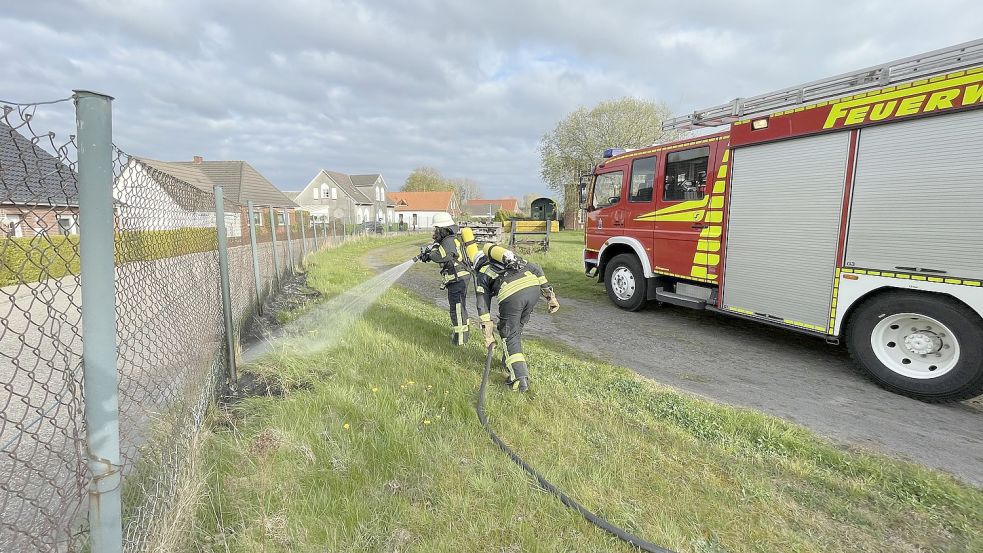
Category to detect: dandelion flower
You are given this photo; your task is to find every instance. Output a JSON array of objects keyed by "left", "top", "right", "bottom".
[
  {"left": 424, "top": 420, "right": 432, "bottom": 425},
  {"left": 408, "top": 380, "right": 415, "bottom": 385},
  {"left": 372, "top": 387, "right": 379, "bottom": 393},
  {"left": 343, "top": 423, "right": 350, "bottom": 430}
]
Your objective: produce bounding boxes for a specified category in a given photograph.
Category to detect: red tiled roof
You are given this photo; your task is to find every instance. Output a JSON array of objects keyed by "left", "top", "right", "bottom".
[
  {"left": 469, "top": 198, "right": 518, "bottom": 212},
  {"left": 388, "top": 191, "right": 455, "bottom": 212}
]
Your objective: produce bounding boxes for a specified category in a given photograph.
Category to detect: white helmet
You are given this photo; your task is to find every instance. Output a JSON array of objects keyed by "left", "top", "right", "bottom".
[{"left": 432, "top": 212, "right": 455, "bottom": 228}]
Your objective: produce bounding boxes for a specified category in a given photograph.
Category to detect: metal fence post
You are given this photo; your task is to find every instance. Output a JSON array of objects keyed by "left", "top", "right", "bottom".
[
  {"left": 75, "top": 90, "right": 123, "bottom": 553},
  {"left": 312, "top": 217, "right": 319, "bottom": 250},
  {"left": 269, "top": 207, "right": 280, "bottom": 287},
  {"left": 284, "top": 208, "right": 295, "bottom": 272},
  {"left": 246, "top": 201, "right": 263, "bottom": 314},
  {"left": 214, "top": 186, "right": 237, "bottom": 384}
]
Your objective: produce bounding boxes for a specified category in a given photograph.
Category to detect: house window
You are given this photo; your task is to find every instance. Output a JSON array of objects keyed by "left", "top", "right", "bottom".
[
  {"left": 1, "top": 214, "right": 24, "bottom": 237},
  {"left": 57, "top": 215, "right": 77, "bottom": 236},
  {"left": 321, "top": 185, "right": 330, "bottom": 199},
  {"left": 331, "top": 187, "right": 338, "bottom": 200},
  {"left": 312, "top": 187, "right": 319, "bottom": 199},
  {"left": 251, "top": 210, "right": 264, "bottom": 226},
  {"left": 664, "top": 147, "right": 709, "bottom": 202},
  {"left": 276, "top": 212, "right": 286, "bottom": 226}
]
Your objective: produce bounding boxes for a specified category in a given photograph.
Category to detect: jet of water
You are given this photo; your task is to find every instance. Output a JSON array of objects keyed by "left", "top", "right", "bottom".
[{"left": 241, "top": 260, "right": 415, "bottom": 364}]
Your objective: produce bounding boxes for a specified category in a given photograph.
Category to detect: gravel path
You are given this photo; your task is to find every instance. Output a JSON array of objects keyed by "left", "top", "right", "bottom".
[{"left": 368, "top": 246, "right": 983, "bottom": 486}]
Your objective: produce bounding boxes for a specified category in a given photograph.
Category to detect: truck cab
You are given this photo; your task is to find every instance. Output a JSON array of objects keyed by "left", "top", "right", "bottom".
[{"left": 584, "top": 133, "right": 730, "bottom": 311}]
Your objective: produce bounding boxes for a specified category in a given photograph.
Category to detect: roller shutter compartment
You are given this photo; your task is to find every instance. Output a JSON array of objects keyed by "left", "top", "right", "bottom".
[
  {"left": 723, "top": 132, "right": 850, "bottom": 330},
  {"left": 847, "top": 109, "right": 983, "bottom": 279}
]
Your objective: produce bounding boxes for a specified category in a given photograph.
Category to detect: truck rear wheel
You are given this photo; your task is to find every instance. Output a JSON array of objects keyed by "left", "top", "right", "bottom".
[
  {"left": 604, "top": 253, "right": 647, "bottom": 311},
  {"left": 846, "top": 292, "right": 983, "bottom": 402}
]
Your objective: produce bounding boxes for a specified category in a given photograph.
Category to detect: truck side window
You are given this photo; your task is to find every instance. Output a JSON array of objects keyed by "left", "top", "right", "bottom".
[
  {"left": 591, "top": 171, "right": 624, "bottom": 209},
  {"left": 629, "top": 156, "right": 657, "bottom": 202},
  {"left": 664, "top": 146, "right": 709, "bottom": 202}
]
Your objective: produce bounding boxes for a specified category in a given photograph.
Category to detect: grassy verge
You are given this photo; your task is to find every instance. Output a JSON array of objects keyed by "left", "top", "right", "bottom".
[
  {"left": 515, "top": 230, "right": 602, "bottom": 300},
  {"left": 192, "top": 237, "right": 982, "bottom": 552}
]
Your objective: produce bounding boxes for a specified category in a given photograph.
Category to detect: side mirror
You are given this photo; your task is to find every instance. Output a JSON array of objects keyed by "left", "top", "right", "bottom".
[
  {"left": 578, "top": 183, "right": 587, "bottom": 210},
  {"left": 607, "top": 196, "right": 620, "bottom": 205}
]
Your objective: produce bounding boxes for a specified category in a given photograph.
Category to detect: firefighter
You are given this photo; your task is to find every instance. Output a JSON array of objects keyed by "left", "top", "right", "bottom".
[
  {"left": 414, "top": 212, "right": 472, "bottom": 345},
  {"left": 471, "top": 243, "right": 559, "bottom": 392}
]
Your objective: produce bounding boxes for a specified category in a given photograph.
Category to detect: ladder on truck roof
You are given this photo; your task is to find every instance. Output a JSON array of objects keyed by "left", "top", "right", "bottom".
[{"left": 662, "top": 38, "right": 983, "bottom": 131}]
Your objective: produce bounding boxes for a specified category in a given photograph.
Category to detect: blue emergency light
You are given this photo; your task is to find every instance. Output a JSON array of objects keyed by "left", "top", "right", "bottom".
[{"left": 602, "top": 148, "right": 626, "bottom": 158}]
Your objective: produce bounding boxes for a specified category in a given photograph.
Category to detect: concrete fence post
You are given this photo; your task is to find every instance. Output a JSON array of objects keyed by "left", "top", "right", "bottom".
[
  {"left": 269, "top": 207, "right": 280, "bottom": 288},
  {"left": 284, "top": 208, "right": 295, "bottom": 273},
  {"left": 75, "top": 89, "right": 123, "bottom": 553},
  {"left": 299, "top": 211, "right": 309, "bottom": 261},
  {"left": 246, "top": 201, "right": 263, "bottom": 314},
  {"left": 214, "top": 186, "right": 237, "bottom": 384},
  {"left": 312, "top": 217, "right": 319, "bottom": 251}
]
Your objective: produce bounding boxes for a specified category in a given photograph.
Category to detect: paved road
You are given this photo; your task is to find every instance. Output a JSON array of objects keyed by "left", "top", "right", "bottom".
[{"left": 371, "top": 248, "right": 983, "bottom": 486}]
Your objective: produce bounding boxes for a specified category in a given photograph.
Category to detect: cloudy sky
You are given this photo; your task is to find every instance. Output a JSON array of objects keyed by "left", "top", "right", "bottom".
[{"left": 2, "top": 1, "right": 980, "bottom": 199}]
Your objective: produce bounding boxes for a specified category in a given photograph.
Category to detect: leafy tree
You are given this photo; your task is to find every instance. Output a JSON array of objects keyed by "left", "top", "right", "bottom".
[
  {"left": 401, "top": 167, "right": 453, "bottom": 192},
  {"left": 539, "top": 97, "right": 682, "bottom": 226}
]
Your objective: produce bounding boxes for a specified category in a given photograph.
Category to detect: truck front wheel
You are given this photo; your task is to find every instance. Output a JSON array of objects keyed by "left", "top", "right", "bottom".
[
  {"left": 846, "top": 292, "right": 983, "bottom": 402},
  {"left": 604, "top": 253, "right": 647, "bottom": 311}
]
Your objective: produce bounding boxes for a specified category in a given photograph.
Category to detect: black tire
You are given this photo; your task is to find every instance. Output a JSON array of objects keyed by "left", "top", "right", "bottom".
[
  {"left": 846, "top": 291, "right": 983, "bottom": 403},
  {"left": 604, "top": 253, "right": 647, "bottom": 312}
]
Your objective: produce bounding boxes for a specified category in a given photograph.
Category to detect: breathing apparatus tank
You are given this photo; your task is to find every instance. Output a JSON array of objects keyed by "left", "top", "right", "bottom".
[
  {"left": 482, "top": 242, "right": 522, "bottom": 271},
  {"left": 460, "top": 226, "right": 479, "bottom": 265}
]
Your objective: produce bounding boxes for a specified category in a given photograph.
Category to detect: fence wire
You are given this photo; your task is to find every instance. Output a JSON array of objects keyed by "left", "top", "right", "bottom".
[
  {"left": 1, "top": 95, "right": 357, "bottom": 552},
  {"left": 0, "top": 102, "right": 86, "bottom": 552}
]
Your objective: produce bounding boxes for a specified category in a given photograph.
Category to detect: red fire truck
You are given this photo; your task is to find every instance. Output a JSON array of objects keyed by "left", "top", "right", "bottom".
[{"left": 583, "top": 39, "right": 983, "bottom": 402}]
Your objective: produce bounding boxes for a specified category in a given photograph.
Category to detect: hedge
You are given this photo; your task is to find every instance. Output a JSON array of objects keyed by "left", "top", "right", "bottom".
[
  {"left": 1, "top": 228, "right": 218, "bottom": 287},
  {"left": 1, "top": 235, "right": 81, "bottom": 287},
  {"left": 115, "top": 228, "right": 217, "bottom": 263}
]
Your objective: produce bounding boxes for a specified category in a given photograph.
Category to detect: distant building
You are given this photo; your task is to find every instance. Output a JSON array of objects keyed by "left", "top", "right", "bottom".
[
  {"left": 0, "top": 122, "right": 79, "bottom": 238},
  {"left": 294, "top": 170, "right": 394, "bottom": 225},
  {"left": 388, "top": 191, "right": 458, "bottom": 230},
  {"left": 467, "top": 198, "right": 519, "bottom": 217}
]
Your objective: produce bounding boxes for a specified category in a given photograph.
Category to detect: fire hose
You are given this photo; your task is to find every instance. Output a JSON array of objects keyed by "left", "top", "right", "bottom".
[{"left": 476, "top": 344, "right": 676, "bottom": 553}]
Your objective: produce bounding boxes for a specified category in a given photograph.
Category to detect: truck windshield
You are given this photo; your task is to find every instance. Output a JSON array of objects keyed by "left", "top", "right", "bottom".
[{"left": 592, "top": 171, "right": 623, "bottom": 209}]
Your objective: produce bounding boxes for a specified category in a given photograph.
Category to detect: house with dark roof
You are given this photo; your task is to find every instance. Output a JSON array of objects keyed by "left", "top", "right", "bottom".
[
  {"left": 294, "top": 170, "right": 394, "bottom": 225},
  {"left": 388, "top": 191, "right": 458, "bottom": 230},
  {"left": 0, "top": 122, "right": 79, "bottom": 237},
  {"left": 120, "top": 156, "right": 296, "bottom": 238}
]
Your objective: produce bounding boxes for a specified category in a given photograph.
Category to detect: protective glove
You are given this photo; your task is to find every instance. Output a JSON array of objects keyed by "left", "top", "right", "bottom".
[
  {"left": 481, "top": 320, "right": 496, "bottom": 348},
  {"left": 546, "top": 291, "right": 560, "bottom": 314}
]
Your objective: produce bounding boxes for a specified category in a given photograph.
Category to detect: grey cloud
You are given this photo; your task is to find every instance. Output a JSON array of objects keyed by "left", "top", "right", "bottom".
[{"left": 2, "top": 1, "right": 981, "bottom": 198}]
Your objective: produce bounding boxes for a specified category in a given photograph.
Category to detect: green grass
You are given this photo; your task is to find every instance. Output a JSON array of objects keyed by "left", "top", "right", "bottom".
[
  {"left": 191, "top": 236, "right": 982, "bottom": 552},
  {"left": 518, "top": 230, "right": 602, "bottom": 300}
]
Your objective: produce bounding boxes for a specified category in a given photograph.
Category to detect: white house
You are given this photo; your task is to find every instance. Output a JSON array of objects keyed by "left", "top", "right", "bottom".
[{"left": 388, "top": 191, "right": 459, "bottom": 230}]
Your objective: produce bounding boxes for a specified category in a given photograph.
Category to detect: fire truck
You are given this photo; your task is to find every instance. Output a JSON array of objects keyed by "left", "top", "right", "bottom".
[{"left": 582, "top": 39, "right": 983, "bottom": 402}]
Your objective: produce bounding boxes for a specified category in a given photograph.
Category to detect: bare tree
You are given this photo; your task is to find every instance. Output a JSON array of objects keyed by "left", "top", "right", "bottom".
[
  {"left": 449, "top": 177, "right": 481, "bottom": 210},
  {"left": 539, "top": 97, "right": 682, "bottom": 227}
]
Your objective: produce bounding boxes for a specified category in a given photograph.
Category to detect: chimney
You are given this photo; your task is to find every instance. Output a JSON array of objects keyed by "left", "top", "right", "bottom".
[{"left": 192, "top": 155, "right": 204, "bottom": 164}]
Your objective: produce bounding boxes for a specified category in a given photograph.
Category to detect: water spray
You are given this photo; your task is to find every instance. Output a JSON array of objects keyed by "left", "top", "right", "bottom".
[{"left": 240, "top": 260, "right": 415, "bottom": 364}]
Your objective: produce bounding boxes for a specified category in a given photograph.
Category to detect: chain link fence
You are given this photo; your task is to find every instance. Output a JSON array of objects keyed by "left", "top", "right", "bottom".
[{"left": 0, "top": 94, "right": 363, "bottom": 552}]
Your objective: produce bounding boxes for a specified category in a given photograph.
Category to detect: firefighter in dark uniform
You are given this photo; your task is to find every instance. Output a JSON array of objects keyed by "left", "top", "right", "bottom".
[
  {"left": 415, "top": 212, "right": 472, "bottom": 345},
  {"left": 472, "top": 243, "right": 559, "bottom": 392}
]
